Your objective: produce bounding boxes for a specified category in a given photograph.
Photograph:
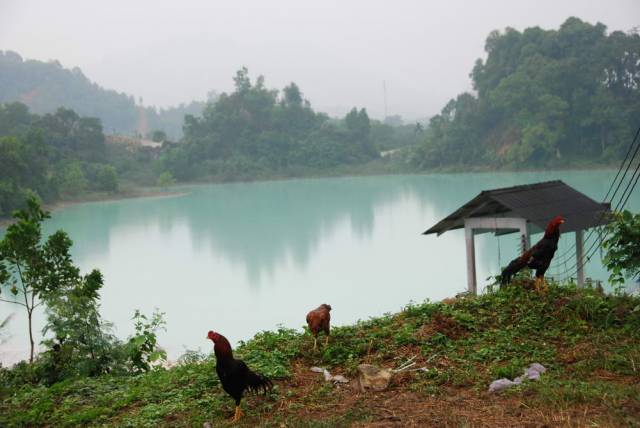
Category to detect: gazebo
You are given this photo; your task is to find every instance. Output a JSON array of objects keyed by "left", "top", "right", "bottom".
[{"left": 423, "top": 181, "right": 611, "bottom": 294}]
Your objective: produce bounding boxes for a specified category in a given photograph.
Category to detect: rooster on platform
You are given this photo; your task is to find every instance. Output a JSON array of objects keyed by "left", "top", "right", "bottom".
[
  {"left": 500, "top": 215, "right": 565, "bottom": 292},
  {"left": 207, "top": 331, "right": 273, "bottom": 423}
]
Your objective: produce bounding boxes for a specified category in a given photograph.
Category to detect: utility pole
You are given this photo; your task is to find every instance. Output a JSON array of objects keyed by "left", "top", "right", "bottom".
[{"left": 383, "top": 80, "right": 388, "bottom": 119}]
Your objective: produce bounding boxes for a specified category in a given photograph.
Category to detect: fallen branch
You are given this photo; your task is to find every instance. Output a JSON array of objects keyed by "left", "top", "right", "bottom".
[
  {"left": 393, "top": 362, "right": 416, "bottom": 372},
  {"left": 393, "top": 355, "right": 417, "bottom": 372},
  {"left": 425, "top": 353, "right": 439, "bottom": 363},
  {"left": 393, "top": 353, "right": 440, "bottom": 373}
]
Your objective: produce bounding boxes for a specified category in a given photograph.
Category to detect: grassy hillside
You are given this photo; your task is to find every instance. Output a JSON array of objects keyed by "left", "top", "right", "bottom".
[{"left": 2, "top": 284, "right": 639, "bottom": 427}]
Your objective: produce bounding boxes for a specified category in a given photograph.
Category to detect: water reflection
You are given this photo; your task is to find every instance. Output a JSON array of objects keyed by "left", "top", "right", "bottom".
[
  {"left": 181, "top": 179, "right": 395, "bottom": 284},
  {"left": 45, "top": 178, "right": 406, "bottom": 285}
]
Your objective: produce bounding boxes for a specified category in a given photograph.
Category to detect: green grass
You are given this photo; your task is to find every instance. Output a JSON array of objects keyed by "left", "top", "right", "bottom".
[{"left": 2, "top": 284, "right": 639, "bottom": 427}]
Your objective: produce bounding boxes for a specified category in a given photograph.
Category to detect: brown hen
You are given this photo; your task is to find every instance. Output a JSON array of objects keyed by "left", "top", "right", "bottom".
[{"left": 306, "top": 304, "right": 331, "bottom": 350}]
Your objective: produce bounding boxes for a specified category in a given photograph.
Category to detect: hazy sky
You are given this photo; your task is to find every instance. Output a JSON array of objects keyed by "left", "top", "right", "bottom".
[{"left": 1, "top": 0, "right": 638, "bottom": 120}]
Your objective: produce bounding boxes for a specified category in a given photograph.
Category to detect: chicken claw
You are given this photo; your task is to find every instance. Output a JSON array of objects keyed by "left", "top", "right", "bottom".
[
  {"left": 230, "top": 405, "right": 244, "bottom": 423},
  {"left": 534, "top": 277, "right": 541, "bottom": 292}
]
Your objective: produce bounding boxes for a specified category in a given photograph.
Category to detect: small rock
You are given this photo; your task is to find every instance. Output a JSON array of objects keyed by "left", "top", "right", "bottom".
[
  {"left": 311, "top": 366, "right": 349, "bottom": 384},
  {"left": 322, "top": 369, "right": 333, "bottom": 382},
  {"left": 203, "top": 422, "right": 212, "bottom": 428},
  {"left": 523, "top": 363, "right": 546, "bottom": 380},
  {"left": 489, "top": 363, "right": 547, "bottom": 393},
  {"left": 332, "top": 375, "right": 349, "bottom": 384},
  {"left": 357, "top": 364, "right": 393, "bottom": 392},
  {"left": 489, "top": 378, "right": 516, "bottom": 393}
]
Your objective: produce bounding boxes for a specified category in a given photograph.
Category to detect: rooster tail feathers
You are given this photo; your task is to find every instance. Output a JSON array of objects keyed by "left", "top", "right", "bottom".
[
  {"left": 500, "top": 248, "right": 533, "bottom": 285},
  {"left": 247, "top": 370, "right": 273, "bottom": 394}
]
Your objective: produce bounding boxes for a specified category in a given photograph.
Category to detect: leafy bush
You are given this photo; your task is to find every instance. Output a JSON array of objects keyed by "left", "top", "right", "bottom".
[
  {"left": 125, "top": 309, "right": 167, "bottom": 373},
  {"left": 156, "top": 171, "right": 176, "bottom": 188},
  {"left": 603, "top": 210, "right": 640, "bottom": 288}
]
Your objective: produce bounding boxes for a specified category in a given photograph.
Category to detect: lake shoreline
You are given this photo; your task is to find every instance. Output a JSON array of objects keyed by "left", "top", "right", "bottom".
[
  {"left": 0, "top": 164, "right": 619, "bottom": 226},
  {"left": 0, "top": 189, "right": 186, "bottom": 227},
  {"left": 144, "top": 162, "right": 621, "bottom": 192}
]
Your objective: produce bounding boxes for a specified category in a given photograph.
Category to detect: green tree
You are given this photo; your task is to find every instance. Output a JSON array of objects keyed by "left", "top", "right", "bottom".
[
  {"left": 42, "top": 269, "right": 119, "bottom": 380},
  {"left": 0, "top": 196, "right": 80, "bottom": 362},
  {"left": 603, "top": 210, "right": 640, "bottom": 287},
  {"left": 233, "top": 67, "right": 252, "bottom": 93},
  {"left": 173, "top": 69, "right": 380, "bottom": 178},
  {"left": 95, "top": 165, "right": 119, "bottom": 193},
  {"left": 413, "top": 17, "right": 640, "bottom": 169},
  {"left": 126, "top": 309, "right": 166, "bottom": 373},
  {"left": 0, "top": 102, "right": 32, "bottom": 136},
  {"left": 57, "top": 161, "right": 88, "bottom": 196},
  {"left": 157, "top": 171, "right": 176, "bottom": 189},
  {"left": 0, "top": 132, "right": 52, "bottom": 216},
  {"left": 345, "top": 107, "right": 371, "bottom": 138},
  {"left": 150, "top": 129, "right": 167, "bottom": 142},
  {"left": 282, "top": 82, "right": 303, "bottom": 107}
]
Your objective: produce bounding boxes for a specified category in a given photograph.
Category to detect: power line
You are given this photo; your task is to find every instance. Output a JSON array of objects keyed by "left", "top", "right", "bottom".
[
  {"left": 551, "top": 127, "right": 640, "bottom": 280},
  {"left": 555, "top": 182, "right": 630, "bottom": 281},
  {"left": 554, "top": 152, "right": 640, "bottom": 281},
  {"left": 551, "top": 127, "right": 640, "bottom": 268},
  {"left": 620, "top": 157, "right": 640, "bottom": 210},
  {"left": 383, "top": 81, "right": 388, "bottom": 119}
]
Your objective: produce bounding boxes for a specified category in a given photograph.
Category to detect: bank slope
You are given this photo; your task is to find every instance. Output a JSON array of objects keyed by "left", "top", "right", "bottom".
[{"left": 2, "top": 284, "right": 639, "bottom": 427}]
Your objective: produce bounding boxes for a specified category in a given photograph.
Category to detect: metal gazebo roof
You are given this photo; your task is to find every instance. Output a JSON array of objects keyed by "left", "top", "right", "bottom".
[{"left": 423, "top": 180, "right": 610, "bottom": 236}]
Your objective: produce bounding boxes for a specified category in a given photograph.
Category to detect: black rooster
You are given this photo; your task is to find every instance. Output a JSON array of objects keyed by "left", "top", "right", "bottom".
[
  {"left": 207, "top": 331, "right": 273, "bottom": 423},
  {"left": 500, "top": 215, "right": 565, "bottom": 291}
]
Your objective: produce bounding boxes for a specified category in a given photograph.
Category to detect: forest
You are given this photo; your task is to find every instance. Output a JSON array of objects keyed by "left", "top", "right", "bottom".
[
  {"left": 0, "top": 103, "right": 120, "bottom": 216},
  {"left": 409, "top": 17, "right": 640, "bottom": 168},
  {"left": 1, "top": 17, "right": 640, "bottom": 216},
  {"left": 163, "top": 68, "right": 384, "bottom": 181},
  {"left": 0, "top": 69, "right": 418, "bottom": 216}
]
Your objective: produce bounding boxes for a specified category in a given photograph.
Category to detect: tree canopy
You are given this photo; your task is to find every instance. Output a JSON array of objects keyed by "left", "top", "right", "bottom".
[
  {"left": 161, "top": 68, "right": 380, "bottom": 180},
  {"left": 411, "top": 17, "right": 640, "bottom": 169},
  {"left": 0, "top": 103, "right": 120, "bottom": 215}
]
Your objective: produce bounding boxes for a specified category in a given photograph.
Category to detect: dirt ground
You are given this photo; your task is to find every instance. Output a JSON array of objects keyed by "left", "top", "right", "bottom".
[{"left": 264, "top": 363, "right": 639, "bottom": 428}]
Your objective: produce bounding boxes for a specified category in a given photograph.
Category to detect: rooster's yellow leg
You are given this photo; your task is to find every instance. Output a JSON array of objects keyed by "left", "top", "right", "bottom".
[
  {"left": 534, "top": 277, "right": 542, "bottom": 292},
  {"left": 325, "top": 335, "right": 329, "bottom": 346},
  {"left": 313, "top": 337, "right": 317, "bottom": 351},
  {"left": 230, "top": 405, "right": 243, "bottom": 423}
]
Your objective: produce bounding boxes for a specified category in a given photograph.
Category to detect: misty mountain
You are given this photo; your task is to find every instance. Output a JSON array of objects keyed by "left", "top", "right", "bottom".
[{"left": 0, "top": 50, "right": 206, "bottom": 139}]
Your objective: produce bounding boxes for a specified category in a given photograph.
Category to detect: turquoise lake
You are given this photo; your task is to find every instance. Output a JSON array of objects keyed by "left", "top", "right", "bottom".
[{"left": 1, "top": 171, "right": 639, "bottom": 364}]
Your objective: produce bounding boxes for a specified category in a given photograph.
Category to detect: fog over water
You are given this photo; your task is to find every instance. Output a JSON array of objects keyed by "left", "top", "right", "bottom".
[{"left": 1, "top": 0, "right": 638, "bottom": 119}]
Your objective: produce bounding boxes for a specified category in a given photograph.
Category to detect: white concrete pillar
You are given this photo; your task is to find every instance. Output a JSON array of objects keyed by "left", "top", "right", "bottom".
[{"left": 465, "top": 224, "right": 477, "bottom": 295}]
